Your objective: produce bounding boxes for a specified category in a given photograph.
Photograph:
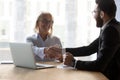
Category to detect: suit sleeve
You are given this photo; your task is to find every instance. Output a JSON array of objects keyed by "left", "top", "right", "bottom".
[
  {"left": 66, "top": 38, "right": 99, "bottom": 56},
  {"left": 75, "top": 26, "right": 120, "bottom": 72}
]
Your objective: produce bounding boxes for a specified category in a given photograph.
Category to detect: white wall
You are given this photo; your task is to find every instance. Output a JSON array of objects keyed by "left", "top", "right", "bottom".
[{"left": 115, "top": 0, "right": 120, "bottom": 21}]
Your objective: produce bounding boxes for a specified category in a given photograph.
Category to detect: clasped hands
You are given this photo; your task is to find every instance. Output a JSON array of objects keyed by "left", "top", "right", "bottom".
[
  {"left": 44, "top": 46, "right": 63, "bottom": 62},
  {"left": 44, "top": 45, "right": 75, "bottom": 66}
]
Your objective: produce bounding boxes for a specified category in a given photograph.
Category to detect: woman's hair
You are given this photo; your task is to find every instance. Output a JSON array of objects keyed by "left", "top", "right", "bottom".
[{"left": 34, "top": 12, "right": 53, "bottom": 36}]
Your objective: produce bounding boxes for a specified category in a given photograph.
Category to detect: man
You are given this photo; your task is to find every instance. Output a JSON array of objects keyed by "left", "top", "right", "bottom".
[{"left": 50, "top": 0, "right": 120, "bottom": 80}]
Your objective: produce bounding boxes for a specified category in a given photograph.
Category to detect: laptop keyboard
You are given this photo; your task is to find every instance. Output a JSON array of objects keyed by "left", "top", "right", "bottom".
[{"left": 36, "top": 63, "right": 55, "bottom": 67}]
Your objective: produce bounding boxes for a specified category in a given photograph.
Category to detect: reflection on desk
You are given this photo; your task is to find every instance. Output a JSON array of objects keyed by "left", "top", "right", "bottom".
[{"left": 0, "top": 63, "right": 108, "bottom": 80}]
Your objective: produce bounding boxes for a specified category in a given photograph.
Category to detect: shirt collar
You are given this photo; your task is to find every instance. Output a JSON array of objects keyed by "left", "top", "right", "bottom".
[
  {"left": 101, "top": 18, "right": 113, "bottom": 30},
  {"left": 37, "top": 33, "right": 50, "bottom": 41}
]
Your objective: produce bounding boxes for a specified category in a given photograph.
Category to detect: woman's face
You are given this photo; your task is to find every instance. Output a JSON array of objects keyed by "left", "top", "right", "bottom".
[{"left": 38, "top": 15, "right": 53, "bottom": 34}]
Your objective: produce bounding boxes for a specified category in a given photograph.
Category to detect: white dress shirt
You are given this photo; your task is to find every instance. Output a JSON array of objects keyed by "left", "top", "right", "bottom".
[{"left": 26, "top": 34, "right": 62, "bottom": 61}]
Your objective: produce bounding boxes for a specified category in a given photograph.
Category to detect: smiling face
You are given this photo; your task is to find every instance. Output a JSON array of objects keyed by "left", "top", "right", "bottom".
[{"left": 35, "top": 13, "right": 54, "bottom": 36}]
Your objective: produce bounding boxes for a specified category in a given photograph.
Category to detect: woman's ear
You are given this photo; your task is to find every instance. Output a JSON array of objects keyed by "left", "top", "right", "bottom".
[{"left": 100, "top": 11, "right": 104, "bottom": 18}]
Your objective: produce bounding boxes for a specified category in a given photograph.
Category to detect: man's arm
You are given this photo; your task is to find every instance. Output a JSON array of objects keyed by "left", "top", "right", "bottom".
[
  {"left": 67, "top": 26, "right": 120, "bottom": 72},
  {"left": 66, "top": 38, "right": 99, "bottom": 56}
]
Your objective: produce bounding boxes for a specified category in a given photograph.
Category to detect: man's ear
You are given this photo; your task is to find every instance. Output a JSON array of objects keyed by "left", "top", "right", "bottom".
[{"left": 100, "top": 11, "right": 104, "bottom": 18}]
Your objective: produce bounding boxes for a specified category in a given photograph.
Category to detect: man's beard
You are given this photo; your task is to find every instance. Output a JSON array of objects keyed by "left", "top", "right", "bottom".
[{"left": 96, "top": 16, "right": 103, "bottom": 28}]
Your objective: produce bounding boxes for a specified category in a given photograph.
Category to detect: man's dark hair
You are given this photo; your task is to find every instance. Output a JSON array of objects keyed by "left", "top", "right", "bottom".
[{"left": 95, "top": 0, "right": 117, "bottom": 17}]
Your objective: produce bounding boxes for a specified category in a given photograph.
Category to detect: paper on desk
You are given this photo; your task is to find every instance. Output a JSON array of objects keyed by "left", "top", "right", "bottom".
[
  {"left": 0, "top": 60, "right": 13, "bottom": 64},
  {"left": 57, "top": 64, "right": 74, "bottom": 69}
]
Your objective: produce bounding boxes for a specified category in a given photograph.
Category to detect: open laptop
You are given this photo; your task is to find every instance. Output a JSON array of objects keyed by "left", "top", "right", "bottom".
[{"left": 9, "top": 42, "right": 55, "bottom": 69}]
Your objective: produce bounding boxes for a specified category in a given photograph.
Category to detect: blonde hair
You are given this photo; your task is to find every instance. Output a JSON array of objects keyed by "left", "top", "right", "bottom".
[{"left": 34, "top": 12, "right": 53, "bottom": 36}]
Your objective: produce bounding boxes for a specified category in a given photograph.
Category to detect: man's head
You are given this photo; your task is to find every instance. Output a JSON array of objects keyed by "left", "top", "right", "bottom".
[{"left": 94, "top": 0, "right": 117, "bottom": 27}]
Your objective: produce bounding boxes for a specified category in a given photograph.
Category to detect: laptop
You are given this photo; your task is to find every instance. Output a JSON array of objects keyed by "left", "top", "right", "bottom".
[{"left": 9, "top": 42, "right": 55, "bottom": 69}]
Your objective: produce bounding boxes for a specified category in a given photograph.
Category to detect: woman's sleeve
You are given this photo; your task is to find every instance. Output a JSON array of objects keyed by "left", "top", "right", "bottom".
[
  {"left": 32, "top": 46, "right": 45, "bottom": 60},
  {"left": 26, "top": 36, "right": 45, "bottom": 60}
]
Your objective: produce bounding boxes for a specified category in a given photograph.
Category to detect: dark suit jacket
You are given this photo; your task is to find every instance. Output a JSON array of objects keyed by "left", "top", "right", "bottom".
[{"left": 66, "top": 18, "right": 120, "bottom": 80}]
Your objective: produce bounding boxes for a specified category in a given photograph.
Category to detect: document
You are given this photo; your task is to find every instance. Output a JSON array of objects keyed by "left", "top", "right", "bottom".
[
  {"left": 57, "top": 64, "right": 74, "bottom": 69},
  {"left": 0, "top": 60, "right": 13, "bottom": 64}
]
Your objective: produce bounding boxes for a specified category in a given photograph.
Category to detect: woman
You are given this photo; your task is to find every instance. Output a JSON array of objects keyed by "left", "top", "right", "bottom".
[{"left": 26, "top": 12, "right": 62, "bottom": 61}]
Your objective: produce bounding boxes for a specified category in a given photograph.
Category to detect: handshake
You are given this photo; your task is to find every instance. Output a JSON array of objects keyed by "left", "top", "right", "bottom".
[
  {"left": 44, "top": 44, "right": 75, "bottom": 66},
  {"left": 44, "top": 44, "right": 63, "bottom": 62}
]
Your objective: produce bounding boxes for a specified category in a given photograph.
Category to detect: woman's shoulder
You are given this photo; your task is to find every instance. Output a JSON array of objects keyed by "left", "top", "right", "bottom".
[
  {"left": 26, "top": 34, "right": 38, "bottom": 41},
  {"left": 49, "top": 35, "right": 60, "bottom": 40}
]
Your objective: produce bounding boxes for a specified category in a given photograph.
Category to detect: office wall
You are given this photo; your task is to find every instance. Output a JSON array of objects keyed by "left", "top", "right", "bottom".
[{"left": 115, "top": 0, "right": 120, "bottom": 21}]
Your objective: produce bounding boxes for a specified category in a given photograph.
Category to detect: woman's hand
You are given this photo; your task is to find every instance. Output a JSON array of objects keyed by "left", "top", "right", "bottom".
[{"left": 44, "top": 46, "right": 63, "bottom": 62}]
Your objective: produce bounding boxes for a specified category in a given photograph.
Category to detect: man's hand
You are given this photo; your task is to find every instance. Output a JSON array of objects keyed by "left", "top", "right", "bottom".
[
  {"left": 55, "top": 53, "right": 63, "bottom": 62},
  {"left": 44, "top": 46, "right": 63, "bottom": 62},
  {"left": 49, "top": 46, "right": 63, "bottom": 62},
  {"left": 64, "top": 52, "right": 74, "bottom": 66},
  {"left": 44, "top": 47, "right": 55, "bottom": 59},
  {"left": 49, "top": 46, "right": 62, "bottom": 54}
]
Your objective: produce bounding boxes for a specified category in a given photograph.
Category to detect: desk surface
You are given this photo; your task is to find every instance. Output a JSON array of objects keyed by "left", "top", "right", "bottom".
[{"left": 0, "top": 62, "right": 108, "bottom": 80}]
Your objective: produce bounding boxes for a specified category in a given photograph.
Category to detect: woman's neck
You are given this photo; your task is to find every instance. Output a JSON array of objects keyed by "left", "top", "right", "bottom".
[{"left": 39, "top": 32, "right": 48, "bottom": 41}]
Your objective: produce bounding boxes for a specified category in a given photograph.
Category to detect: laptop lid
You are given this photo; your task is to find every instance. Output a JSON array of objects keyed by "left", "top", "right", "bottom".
[
  {"left": 9, "top": 42, "right": 37, "bottom": 69},
  {"left": 9, "top": 42, "right": 55, "bottom": 69}
]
